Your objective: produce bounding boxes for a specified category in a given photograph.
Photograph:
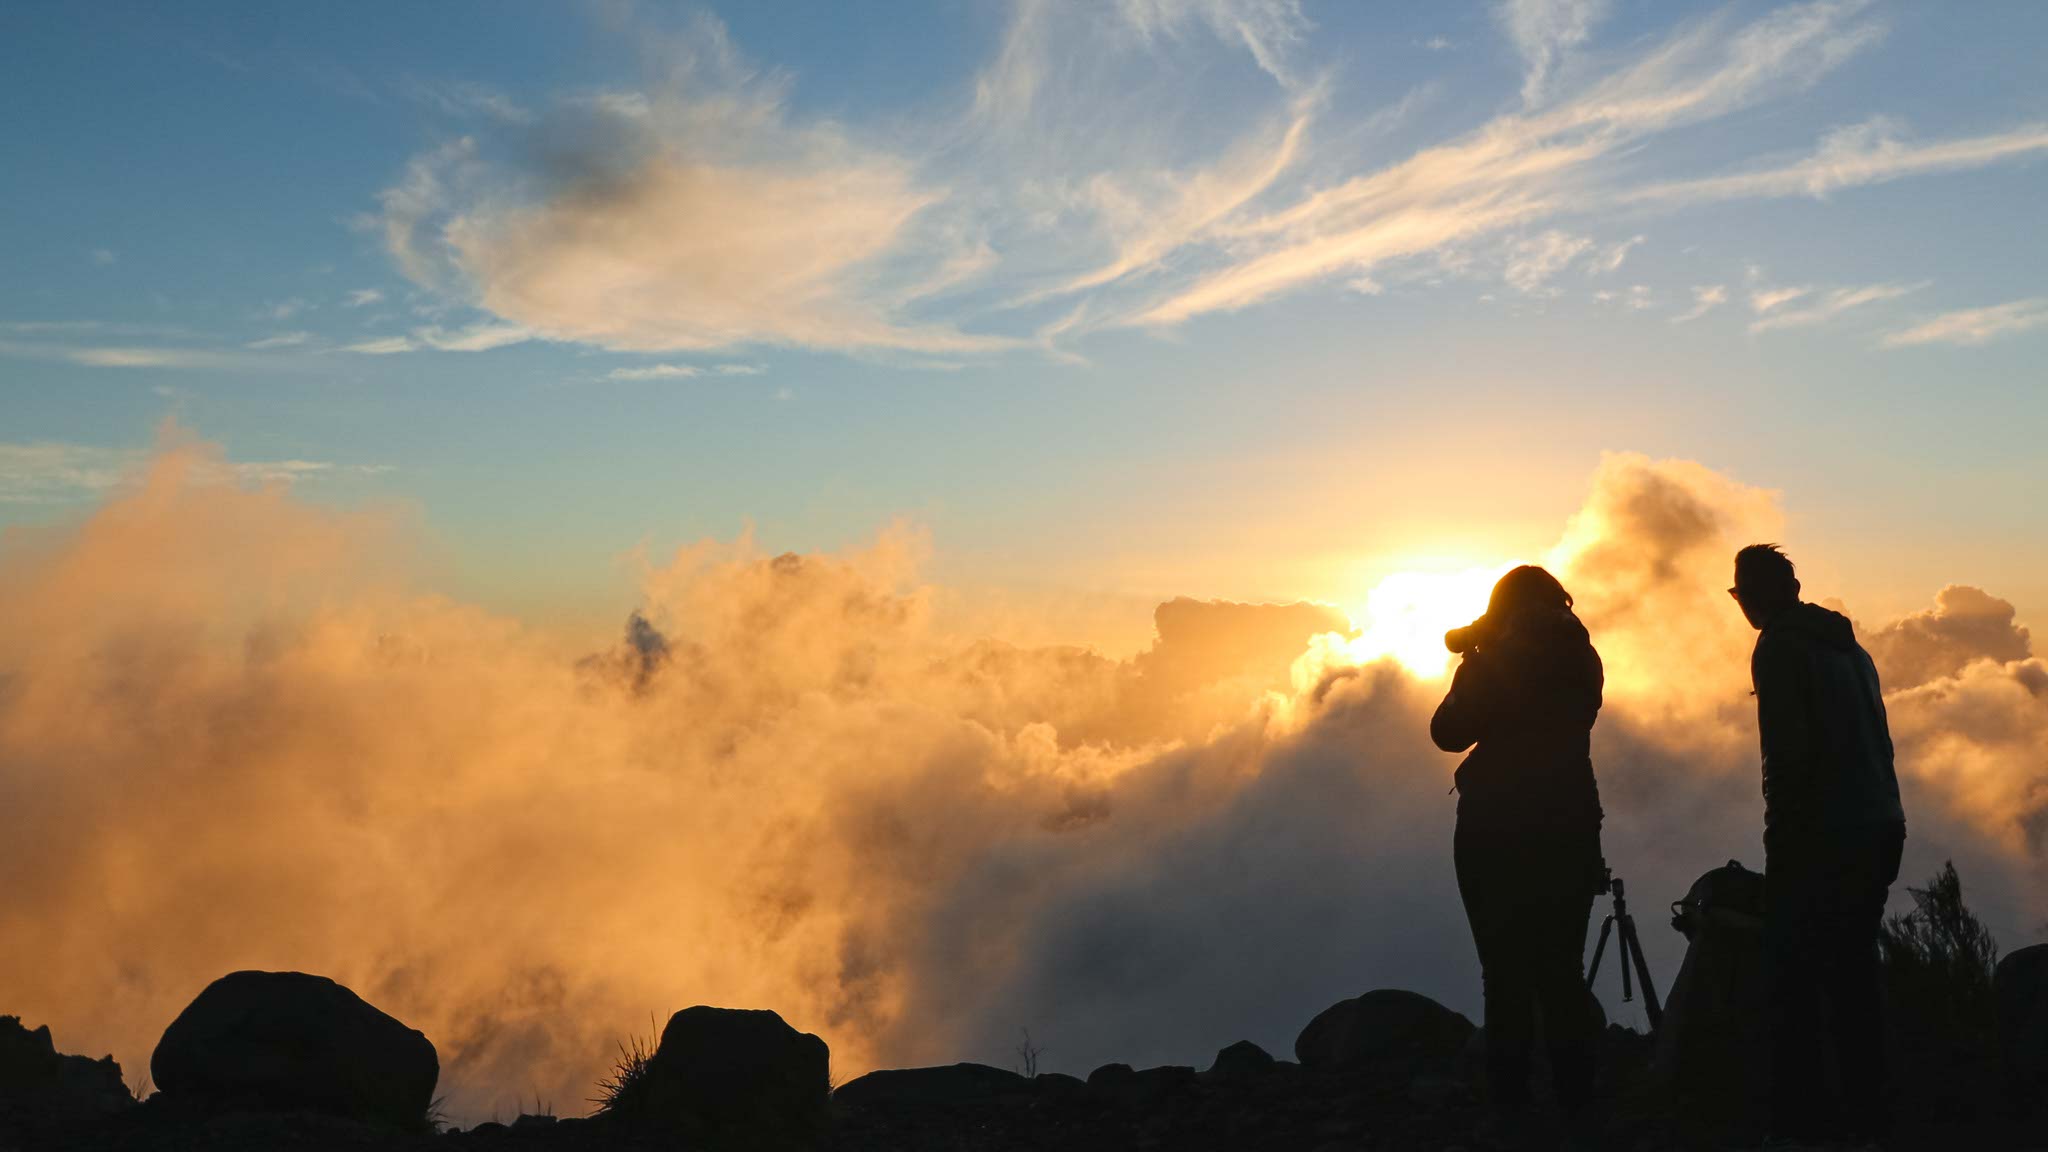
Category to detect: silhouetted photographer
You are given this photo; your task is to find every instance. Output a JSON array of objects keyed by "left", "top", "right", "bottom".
[
  {"left": 1433, "top": 566, "right": 1607, "bottom": 1144},
  {"left": 1730, "top": 544, "right": 1907, "bottom": 1148}
]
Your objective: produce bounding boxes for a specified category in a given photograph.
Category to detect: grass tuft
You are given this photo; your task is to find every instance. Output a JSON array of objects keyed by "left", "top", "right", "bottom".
[{"left": 591, "top": 1015, "right": 660, "bottom": 1117}]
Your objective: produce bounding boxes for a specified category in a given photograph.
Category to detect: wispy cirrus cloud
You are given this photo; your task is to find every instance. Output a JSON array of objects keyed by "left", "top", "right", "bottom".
[
  {"left": 1587, "top": 234, "right": 1643, "bottom": 275},
  {"left": 1749, "top": 281, "right": 1922, "bottom": 333},
  {"left": 1496, "top": 0, "right": 1608, "bottom": 106},
  {"left": 1749, "top": 284, "right": 1813, "bottom": 315},
  {"left": 1504, "top": 230, "right": 1594, "bottom": 295},
  {"left": 1625, "top": 117, "right": 2048, "bottom": 205},
  {"left": 336, "top": 321, "right": 531, "bottom": 355},
  {"left": 1125, "top": 0, "right": 1886, "bottom": 327},
  {"left": 0, "top": 338, "right": 271, "bottom": 372},
  {"left": 245, "top": 331, "right": 314, "bottom": 350},
  {"left": 0, "top": 442, "right": 387, "bottom": 504},
  {"left": 605, "top": 363, "right": 699, "bottom": 381},
  {"left": 1883, "top": 297, "right": 2048, "bottom": 348},
  {"left": 364, "top": 0, "right": 2045, "bottom": 359},
  {"left": 599, "top": 361, "right": 768, "bottom": 381},
  {"left": 1672, "top": 284, "right": 1727, "bottom": 323}
]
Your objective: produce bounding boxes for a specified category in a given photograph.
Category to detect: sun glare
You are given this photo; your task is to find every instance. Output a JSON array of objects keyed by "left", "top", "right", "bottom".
[{"left": 1343, "top": 564, "right": 1512, "bottom": 679}]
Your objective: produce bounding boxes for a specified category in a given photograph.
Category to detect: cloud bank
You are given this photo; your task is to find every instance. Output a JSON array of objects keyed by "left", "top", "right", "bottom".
[{"left": 2, "top": 442, "right": 2042, "bottom": 1122}]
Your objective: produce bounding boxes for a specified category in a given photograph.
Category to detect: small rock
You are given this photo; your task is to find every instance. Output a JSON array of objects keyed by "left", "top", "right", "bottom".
[
  {"left": 834, "top": 1062, "right": 1031, "bottom": 1107},
  {"left": 0, "top": 1015, "right": 131, "bottom": 1120},
  {"left": 1295, "top": 989, "right": 1475, "bottom": 1071},
  {"left": 1034, "top": 1071, "right": 1087, "bottom": 1098},
  {"left": 1204, "top": 1039, "right": 1275, "bottom": 1077},
  {"left": 1086, "top": 1061, "right": 1135, "bottom": 1089}
]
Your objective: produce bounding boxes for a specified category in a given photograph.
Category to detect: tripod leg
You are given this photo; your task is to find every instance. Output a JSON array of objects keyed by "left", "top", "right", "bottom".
[
  {"left": 1619, "top": 922, "right": 1634, "bottom": 1002},
  {"left": 1620, "top": 914, "right": 1664, "bottom": 1029},
  {"left": 1585, "top": 915, "right": 1614, "bottom": 990}
]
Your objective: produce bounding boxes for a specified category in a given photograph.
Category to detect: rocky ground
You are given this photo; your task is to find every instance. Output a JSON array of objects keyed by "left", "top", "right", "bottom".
[{"left": 4, "top": 954, "right": 2044, "bottom": 1151}]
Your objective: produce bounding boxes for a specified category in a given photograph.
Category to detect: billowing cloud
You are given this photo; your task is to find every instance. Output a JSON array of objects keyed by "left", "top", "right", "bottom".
[
  {"left": 3, "top": 440, "right": 2040, "bottom": 1127},
  {"left": 1863, "top": 585, "right": 2032, "bottom": 690},
  {"left": 376, "top": 21, "right": 1006, "bottom": 357},
  {"left": 1883, "top": 297, "right": 2048, "bottom": 348}
]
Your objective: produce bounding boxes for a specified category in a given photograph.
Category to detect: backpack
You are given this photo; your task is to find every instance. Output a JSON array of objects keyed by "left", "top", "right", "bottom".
[{"left": 1669, "top": 859, "right": 1764, "bottom": 940}]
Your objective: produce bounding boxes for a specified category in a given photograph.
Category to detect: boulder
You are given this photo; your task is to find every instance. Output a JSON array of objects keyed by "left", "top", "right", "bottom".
[
  {"left": 150, "top": 971, "right": 436, "bottom": 1130},
  {"left": 627, "top": 1005, "right": 829, "bottom": 1146},
  {"left": 1204, "top": 1039, "right": 1276, "bottom": 1077},
  {"left": 1294, "top": 990, "right": 1475, "bottom": 1071},
  {"left": 833, "top": 1062, "right": 1031, "bottom": 1108},
  {"left": 1996, "top": 943, "right": 2048, "bottom": 1113}
]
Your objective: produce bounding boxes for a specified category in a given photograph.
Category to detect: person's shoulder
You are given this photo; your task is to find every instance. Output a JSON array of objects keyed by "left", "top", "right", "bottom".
[{"left": 1752, "top": 619, "right": 1810, "bottom": 668}]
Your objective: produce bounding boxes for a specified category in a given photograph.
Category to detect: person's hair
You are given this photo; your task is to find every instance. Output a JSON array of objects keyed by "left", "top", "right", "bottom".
[
  {"left": 1735, "top": 543, "right": 1799, "bottom": 605},
  {"left": 1445, "top": 565, "right": 1574, "bottom": 653},
  {"left": 1487, "top": 564, "right": 1573, "bottom": 618}
]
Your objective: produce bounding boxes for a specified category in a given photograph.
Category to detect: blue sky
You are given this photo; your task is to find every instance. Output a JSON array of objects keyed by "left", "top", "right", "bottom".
[{"left": 4, "top": 0, "right": 2046, "bottom": 634}]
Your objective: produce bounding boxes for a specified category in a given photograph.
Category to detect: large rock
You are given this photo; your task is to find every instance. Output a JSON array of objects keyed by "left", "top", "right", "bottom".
[
  {"left": 627, "top": 1005, "right": 829, "bottom": 1146},
  {"left": 150, "top": 971, "right": 437, "bottom": 1130},
  {"left": 1997, "top": 943, "right": 2048, "bottom": 1113},
  {"left": 1294, "top": 990, "right": 1475, "bottom": 1071},
  {"left": 833, "top": 1062, "right": 1030, "bottom": 1108}
]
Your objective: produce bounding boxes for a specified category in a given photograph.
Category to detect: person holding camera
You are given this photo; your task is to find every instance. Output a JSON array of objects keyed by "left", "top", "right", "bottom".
[{"left": 1431, "top": 565, "right": 1608, "bottom": 1143}]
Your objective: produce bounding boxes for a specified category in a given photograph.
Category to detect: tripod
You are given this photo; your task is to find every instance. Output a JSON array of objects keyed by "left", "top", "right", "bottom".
[{"left": 1585, "top": 873, "right": 1663, "bottom": 1030}]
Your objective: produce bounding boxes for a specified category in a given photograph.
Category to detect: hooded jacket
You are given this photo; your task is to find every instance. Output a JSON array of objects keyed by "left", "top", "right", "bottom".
[
  {"left": 1431, "top": 606, "right": 1605, "bottom": 839},
  {"left": 1751, "top": 601, "right": 1906, "bottom": 833}
]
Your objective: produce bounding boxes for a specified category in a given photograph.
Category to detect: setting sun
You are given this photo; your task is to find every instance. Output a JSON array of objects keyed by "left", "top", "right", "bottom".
[{"left": 1343, "top": 564, "right": 1513, "bottom": 679}]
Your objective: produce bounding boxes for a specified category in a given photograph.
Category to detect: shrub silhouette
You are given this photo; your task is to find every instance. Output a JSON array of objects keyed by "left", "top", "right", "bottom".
[
  {"left": 590, "top": 1019, "right": 659, "bottom": 1117},
  {"left": 1880, "top": 860, "right": 2000, "bottom": 1059}
]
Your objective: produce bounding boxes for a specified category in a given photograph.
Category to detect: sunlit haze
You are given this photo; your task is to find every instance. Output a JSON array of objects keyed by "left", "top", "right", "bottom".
[
  {"left": 1342, "top": 566, "right": 1514, "bottom": 679},
  {"left": 3, "top": 0, "right": 2045, "bottom": 1128}
]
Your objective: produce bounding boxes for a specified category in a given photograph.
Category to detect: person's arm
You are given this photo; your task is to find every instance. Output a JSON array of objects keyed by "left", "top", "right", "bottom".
[
  {"left": 1431, "top": 654, "right": 1490, "bottom": 752},
  {"left": 1753, "top": 629, "right": 1815, "bottom": 816}
]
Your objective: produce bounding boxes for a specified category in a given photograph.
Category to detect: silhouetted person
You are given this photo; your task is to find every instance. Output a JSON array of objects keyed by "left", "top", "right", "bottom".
[
  {"left": 1433, "top": 566, "right": 1606, "bottom": 1141},
  {"left": 1730, "top": 544, "right": 1906, "bottom": 1147}
]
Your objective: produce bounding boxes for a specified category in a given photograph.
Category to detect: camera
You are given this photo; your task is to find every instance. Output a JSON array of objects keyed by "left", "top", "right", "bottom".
[{"left": 1444, "top": 618, "right": 1488, "bottom": 655}]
